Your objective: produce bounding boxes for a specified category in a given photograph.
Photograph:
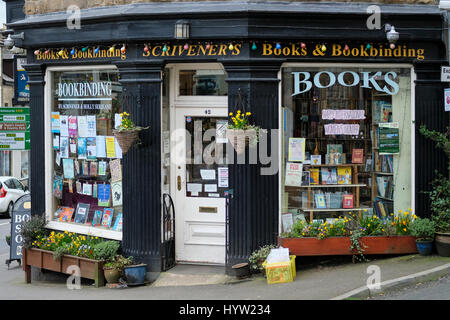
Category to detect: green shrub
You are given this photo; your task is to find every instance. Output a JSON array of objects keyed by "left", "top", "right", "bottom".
[
  {"left": 104, "top": 255, "right": 134, "bottom": 272},
  {"left": 409, "top": 218, "right": 436, "bottom": 241},
  {"left": 92, "top": 241, "right": 120, "bottom": 262},
  {"left": 20, "top": 215, "right": 49, "bottom": 249},
  {"left": 426, "top": 174, "right": 450, "bottom": 233},
  {"left": 248, "top": 245, "right": 276, "bottom": 273}
]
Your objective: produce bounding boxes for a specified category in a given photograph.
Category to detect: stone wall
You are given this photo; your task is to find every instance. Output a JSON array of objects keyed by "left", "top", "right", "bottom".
[{"left": 23, "top": 0, "right": 438, "bottom": 16}]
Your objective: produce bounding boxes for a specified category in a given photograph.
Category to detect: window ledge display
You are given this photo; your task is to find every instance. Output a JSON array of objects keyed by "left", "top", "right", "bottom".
[
  {"left": 278, "top": 236, "right": 417, "bottom": 256},
  {"left": 46, "top": 221, "right": 122, "bottom": 241}
]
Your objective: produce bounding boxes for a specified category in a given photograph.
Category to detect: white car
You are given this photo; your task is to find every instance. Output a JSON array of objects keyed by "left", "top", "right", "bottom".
[{"left": 0, "top": 177, "right": 29, "bottom": 218}]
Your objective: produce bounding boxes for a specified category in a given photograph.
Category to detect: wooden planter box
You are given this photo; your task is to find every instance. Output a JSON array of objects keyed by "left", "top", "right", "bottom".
[
  {"left": 22, "top": 248, "right": 105, "bottom": 287},
  {"left": 278, "top": 236, "right": 418, "bottom": 256}
]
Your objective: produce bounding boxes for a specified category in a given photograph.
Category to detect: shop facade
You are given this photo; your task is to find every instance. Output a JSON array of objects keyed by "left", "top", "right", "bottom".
[{"left": 5, "top": 1, "right": 449, "bottom": 275}]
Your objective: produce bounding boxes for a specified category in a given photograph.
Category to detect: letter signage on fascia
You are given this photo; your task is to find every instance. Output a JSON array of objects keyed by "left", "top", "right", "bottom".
[{"left": 292, "top": 71, "right": 399, "bottom": 96}]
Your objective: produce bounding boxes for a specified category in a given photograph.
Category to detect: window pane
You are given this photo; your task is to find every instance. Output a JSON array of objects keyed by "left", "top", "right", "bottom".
[
  {"left": 179, "top": 70, "right": 228, "bottom": 96},
  {"left": 50, "top": 70, "right": 123, "bottom": 232}
]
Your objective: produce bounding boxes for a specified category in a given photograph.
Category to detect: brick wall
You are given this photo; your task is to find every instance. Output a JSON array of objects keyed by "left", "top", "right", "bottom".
[{"left": 23, "top": 0, "right": 438, "bottom": 16}]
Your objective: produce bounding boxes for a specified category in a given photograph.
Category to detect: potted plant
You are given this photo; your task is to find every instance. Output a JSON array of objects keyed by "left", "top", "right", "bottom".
[
  {"left": 103, "top": 255, "right": 133, "bottom": 284},
  {"left": 419, "top": 125, "right": 450, "bottom": 257},
  {"left": 226, "top": 110, "right": 260, "bottom": 155},
  {"left": 248, "top": 244, "right": 276, "bottom": 276},
  {"left": 5, "top": 235, "right": 11, "bottom": 246},
  {"left": 123, "top": 259, "right": 148, "bottom": 286},
  {"left": 427, "top": 175, "right": 450, "bottom": 256},
  {"left": 113, "top": 111, "right": 149, "bottom": 154},
  {"left": 91, "top": 240, "right": 121, "bottom": 284},
  {"left": 409, "top": 217, "right": 436, "bottom": 256}
]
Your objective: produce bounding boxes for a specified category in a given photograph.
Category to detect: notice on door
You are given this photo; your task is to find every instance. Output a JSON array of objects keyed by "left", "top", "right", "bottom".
[{"left": 218, "top": 167, "right": 228, "bottom": 188}]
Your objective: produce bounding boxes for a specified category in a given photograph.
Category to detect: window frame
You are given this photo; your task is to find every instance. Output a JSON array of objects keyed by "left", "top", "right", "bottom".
[{"left": 44, "top": 65, "right": 122, "bottom": 241}]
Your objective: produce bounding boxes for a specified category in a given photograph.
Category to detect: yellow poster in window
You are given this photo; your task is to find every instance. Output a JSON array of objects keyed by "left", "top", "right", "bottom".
[{"left": 106, "top": 136, "right": 116, "bottom": 158}]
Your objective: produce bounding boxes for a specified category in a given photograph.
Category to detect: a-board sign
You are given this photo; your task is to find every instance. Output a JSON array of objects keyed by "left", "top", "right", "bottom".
[{"left": 9, "top": 194, "right": 31, "bottom": 262}]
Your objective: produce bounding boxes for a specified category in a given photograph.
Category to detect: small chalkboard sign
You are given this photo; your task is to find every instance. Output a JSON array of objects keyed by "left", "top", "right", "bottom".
[{"left": 6, "top": 194, "right": 31, "bottom": 268}]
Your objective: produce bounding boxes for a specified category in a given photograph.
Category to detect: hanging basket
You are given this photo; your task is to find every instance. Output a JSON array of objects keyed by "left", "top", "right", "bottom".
[
  {"left": 113, "top": 129, "right": 140, "bottom": 155},
  {"left": 226, "top": 129, "right": 251, "bottom": 155}
]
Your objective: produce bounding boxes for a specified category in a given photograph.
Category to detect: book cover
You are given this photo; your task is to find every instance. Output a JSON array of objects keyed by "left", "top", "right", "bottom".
[
  {"left": 327, "top": 144, "right": 343, "bottom": 155},
  {"left": 68, "top": 115, "right": 77, "bottom": 137},
  {"left": 96, "top": 136, "right": 107, "bottom": 158},
  {"left": 330, "top": 168, "right": 338, "bottom": 184},
  {"left": 98, "top": 183, "right": 111, "bottom": 206},
  {"left": 53, "top": 176, "right": 63, "bottom": 199},
  {"left": 59, "top": 136, "right": 69, "bottom": 158},
  {"left": 62, "top": 158, "right": 74, "bottom": 179},
  {"left": 281, "top": 213, "right": 294, "bottom": 233},
  {"left": 74, "top": 159, "right": 80, "bottom": 176},
  {"left": 111, "top": 180, "right": 123, "bottom": 207},
  {"left": 82, "top": 160, "right": 89, "bottom": 176},
  {"left": 51, "top": 112, "right": 61, "bottom": 133},
  {"left": 101, "top": 208, "right": 114, "bottom": 228},
  {"left": 288, "top": 138, "right": 305, "bottom": 162},
  {"left": 59, "top": 115, "right": 69, "bottom": 137},
  {"left": 90, "top": 161, "right": 98, "bottom": 177},
  {"left": 310, "top": 168, "right": 320, "bottom": 185},
  {"left": 311, "top": 155, "right": 321, "bottom": 165},
  {"left": 352, "top": 149, "right": 364, "bottom": 164},
  {"left": 342, "top": 194, "right": 354, "bottom": 209},
  {"left": 53, "top": 134, "right": 60, "bottom": 150},
  {"left": 69, "top": 137, "right": 77, "bottom": 156},
  {"left": 77, "top": 116, "right": 88, "bottom": 137},
  {"left": 301, "top": 171, "right": 310, "bottom": 186},
  {"left": 321, "top": 167, "right": 333, "bottom": 185},
  {"left": 76, "top": 181, "right": 82, "bottom": 193},
  {"left": 78, "top": 137, "right": 87, "bottom": 159},
  {"left": 314, "top": 194, "right": 326, "bottom": 209},
  {"left": 285, "top": 162, "right": 303, "bottom": 187},
  {"left": 98, "top": 161, "right": 107, "bottom": 176},
  {"left": 87, "top": 137, "right": 96, "bottom": 160},
  {"left": 109, "top": 159, "right": 122, "bottom": 182},
  {"left": 68, "top": 179, "right": 73, "bottom": 193},
  {"left": 87, "top": 115, "right": 97, "bottom": 137},
  {"left": 74, "top": 203, "right": 90, "bottom": 224},
  {"left": 106, "top": 136, "right": 116, "bottom": 158},
  {"left": 92, "top": 183, "right": 98, "bottom": 198},
  {"left": 112, "top": 213, "right": 123, "bottom": 231},
  {"left": 82, "top": 183, "right": 92, "bottom": 196},
  {"left": 58, "top": 207, "right": 75, "bottom": 222},
  {"left": 92, "top": 210, "right": 103, "bottom": 227},
  {"left": 337, "top": 167, "right": 352, "bottom": 184}
]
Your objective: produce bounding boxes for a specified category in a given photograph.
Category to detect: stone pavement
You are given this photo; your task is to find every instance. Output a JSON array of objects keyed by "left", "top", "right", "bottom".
[{"left": 1, "top": 254, "right": 450, "bottom": 300}]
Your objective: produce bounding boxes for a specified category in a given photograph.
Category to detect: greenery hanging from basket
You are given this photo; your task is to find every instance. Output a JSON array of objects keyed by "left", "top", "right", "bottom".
[
  {"left": 226, "top": 90, "right": 261, "bottom": 154},
  {"left": 113, "top": 112, "right": 149, "bottom": 155}
]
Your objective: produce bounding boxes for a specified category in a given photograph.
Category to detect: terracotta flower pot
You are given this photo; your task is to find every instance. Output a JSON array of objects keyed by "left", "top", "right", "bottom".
[{"left": 103, "top": 267, "right": 121, "bottom": 284}]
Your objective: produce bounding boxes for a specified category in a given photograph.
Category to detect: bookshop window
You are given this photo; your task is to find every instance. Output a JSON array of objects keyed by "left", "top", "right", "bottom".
[
  {"left": 281, "top": 66, "right": 412, "bottom": 224},
  {"left": 50, "top": 69, "right": 123, "bottom": 233}
]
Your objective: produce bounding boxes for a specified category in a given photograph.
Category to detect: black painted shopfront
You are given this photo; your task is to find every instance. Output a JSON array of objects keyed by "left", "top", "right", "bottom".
[{"left": 4, "top": 0, "right": 449, "bottom": 275}]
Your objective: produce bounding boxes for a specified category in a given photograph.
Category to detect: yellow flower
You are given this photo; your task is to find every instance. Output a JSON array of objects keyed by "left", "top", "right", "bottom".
[
  {"left": 229, "top": 112, "right": 233, "bottom": 116},
  {"left": 403, "top": 228, "right": 407, "bottom": 232},
  {"left": 246, "top": 112, "right": 251, "bottom": 116}
]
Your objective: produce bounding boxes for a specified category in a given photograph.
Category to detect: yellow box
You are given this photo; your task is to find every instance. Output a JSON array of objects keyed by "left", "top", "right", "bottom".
[{"left": 263, "top": 255, "right": 296, "bottom": 284}]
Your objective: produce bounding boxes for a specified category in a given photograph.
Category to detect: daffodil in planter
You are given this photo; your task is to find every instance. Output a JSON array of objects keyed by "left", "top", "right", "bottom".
[
  {"left": 113, "top": 112, "right": 149, "bottom": 155},
  {"left": 226, "top": 110, "right": 261, "bottom": 155}
]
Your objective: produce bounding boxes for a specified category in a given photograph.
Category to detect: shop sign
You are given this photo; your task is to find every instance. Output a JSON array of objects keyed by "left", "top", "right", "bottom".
[
  {"left": 292, "top": 71, "right": 399, "bottom": 96},
  {"left": 441, "top": 66, "right": 450, "bottom": 82},
  {"left": 143, "top": 43, "right": 242, "bottom": 58},
  {"left": 57, "top": 81, "right": 113, "bottom": 110},
  {"left": 262, "top": 43, "right": 425, "bottom": 61},
  {"left": 0, "top": 107, "right": 30, "bottom": 150},
  {"left": 35, "top": 48, "right": 127, "bottom": 61},
  {"left": 15, "top": 57, "right": 29, "bottom": 105}
]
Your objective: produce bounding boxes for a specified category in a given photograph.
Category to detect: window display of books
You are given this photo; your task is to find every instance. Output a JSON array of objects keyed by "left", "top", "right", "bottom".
[{"left": 51, "top": 111, "right": 124, "bottom": 231}]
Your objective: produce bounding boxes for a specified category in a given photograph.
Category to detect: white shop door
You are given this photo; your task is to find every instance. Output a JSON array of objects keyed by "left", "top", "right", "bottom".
[{"left": 173, "top": 107, "right": 228, "bottom": 264}]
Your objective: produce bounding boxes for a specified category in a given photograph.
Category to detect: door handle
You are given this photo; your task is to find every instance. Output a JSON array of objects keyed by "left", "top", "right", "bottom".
[{"left": 177, "top": 175, "right": 182, "bottom": 191}]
